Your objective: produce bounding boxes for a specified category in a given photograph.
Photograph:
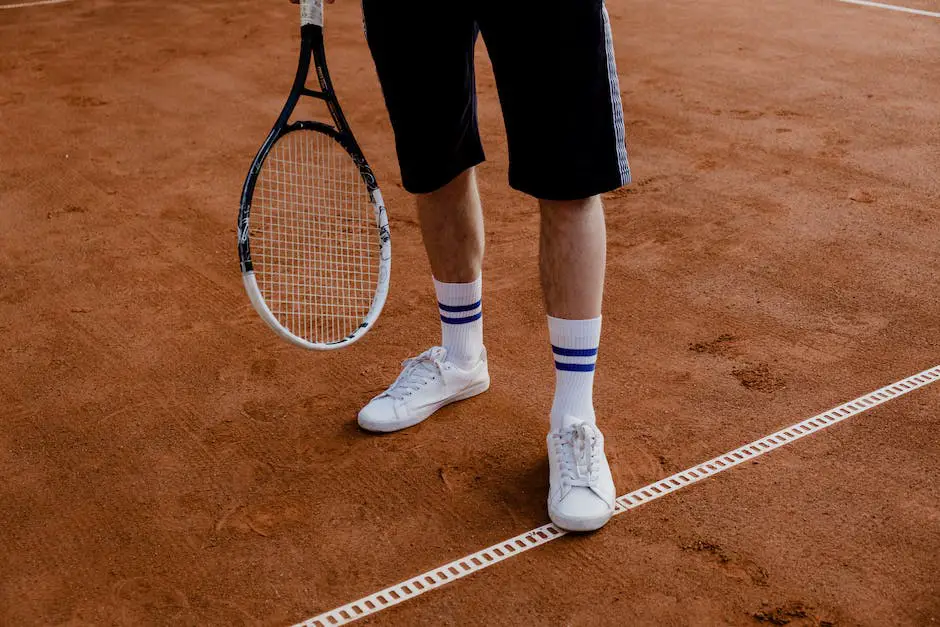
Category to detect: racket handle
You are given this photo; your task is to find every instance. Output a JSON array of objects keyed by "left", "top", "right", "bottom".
[{"left": 300, "top": 0, "right": 323, "bottom": 27}]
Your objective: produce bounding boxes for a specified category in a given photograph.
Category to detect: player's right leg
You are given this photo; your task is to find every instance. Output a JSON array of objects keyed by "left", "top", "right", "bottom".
[
  {"left": 359, "top": 171, "right": 490, "bottom": 433},
  {"left": 358, "top": 1, "right": 489, "bottom": 433}
]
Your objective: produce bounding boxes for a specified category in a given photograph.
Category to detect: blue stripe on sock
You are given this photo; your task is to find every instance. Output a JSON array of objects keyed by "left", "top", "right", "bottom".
[
  {"left": 441, "top": 311, "right": 482, "bottom": 325},
  {"left": 551, "top": 345, "right": 598, "bottom": 357},
  {"left": 438, "top": 300, "right": 482, "bottom": 313},
  {"left": 555, "top": 361, "right": 596, "bottom": 372}
]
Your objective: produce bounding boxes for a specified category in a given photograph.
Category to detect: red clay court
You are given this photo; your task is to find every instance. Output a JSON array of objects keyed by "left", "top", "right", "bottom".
[{"left": 1, "top": 0, "right": 938, "bottom": 625}]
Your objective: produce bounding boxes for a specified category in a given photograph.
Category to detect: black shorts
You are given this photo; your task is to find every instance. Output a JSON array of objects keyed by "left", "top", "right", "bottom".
[{"left": 362, "top": 0, "right": 632, "bottom": 201}]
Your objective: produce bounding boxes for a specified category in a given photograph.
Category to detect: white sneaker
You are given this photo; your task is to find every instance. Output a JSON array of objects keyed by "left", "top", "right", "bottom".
[
  {"left": 358, "top": 346, "right": 490, "bottom": 433},
  {"left": 547, "top": 416, "right": 616, "bottom": 532}
]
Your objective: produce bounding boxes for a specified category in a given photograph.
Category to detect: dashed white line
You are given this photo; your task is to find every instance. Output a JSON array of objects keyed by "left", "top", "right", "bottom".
[{"left": 294, "top": 364, "right": 940, "bottom": 626}]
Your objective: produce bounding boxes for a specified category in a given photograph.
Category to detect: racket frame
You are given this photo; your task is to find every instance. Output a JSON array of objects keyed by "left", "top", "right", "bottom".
[{"left": 238, "top": 20, "right": 391, "bottom": 350}]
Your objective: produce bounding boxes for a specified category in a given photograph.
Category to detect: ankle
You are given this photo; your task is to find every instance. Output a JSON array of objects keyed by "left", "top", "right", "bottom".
[
  {"left": 548, "top": 316, "right": 601, "bottom": 431},
  {"left": 446, "top": 345, "right": 486, "bottom": 370},
  {"left": 435, "top": 276, "right": 484, "bottom": 365},
  {"left": 550, "top": 409, "right": 596, "bottom": 431}
]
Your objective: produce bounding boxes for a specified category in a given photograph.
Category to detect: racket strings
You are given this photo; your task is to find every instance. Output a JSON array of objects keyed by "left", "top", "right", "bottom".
[{"left": 252, "top": 129, "right": 377, "bottom": 343}]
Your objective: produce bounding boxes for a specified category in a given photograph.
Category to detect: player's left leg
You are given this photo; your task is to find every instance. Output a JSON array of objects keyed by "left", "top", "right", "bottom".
[
  {"left": 478, "top": 0, "right": 631, "bottom": 531},
  {"left": 540, "top": 194, "right": 614, "bottom": 532}
]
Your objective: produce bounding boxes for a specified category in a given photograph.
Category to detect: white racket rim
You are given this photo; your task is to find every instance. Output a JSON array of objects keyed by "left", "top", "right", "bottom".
[{"left": 242, "top": 189, "right": 391, "bottom": 351}]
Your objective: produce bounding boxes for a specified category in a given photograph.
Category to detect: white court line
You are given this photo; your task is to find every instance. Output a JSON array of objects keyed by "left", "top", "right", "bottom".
[
  {"left": 839, "top": 0, "right": 940, "bottom": 17},
  {"left": 294, "top": 364, "right": 940, "bottom": 626},
  {"left": 0, "top": 0, "right": 70, "bottom": 8}
]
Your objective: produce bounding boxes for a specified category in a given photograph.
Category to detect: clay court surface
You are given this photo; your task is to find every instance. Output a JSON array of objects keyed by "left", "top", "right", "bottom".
[{"left": 1, "top": 0, "right": 939, "bottom": 624}]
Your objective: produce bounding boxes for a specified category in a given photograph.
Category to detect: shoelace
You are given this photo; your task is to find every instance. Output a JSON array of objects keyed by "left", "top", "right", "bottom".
[
  {"left": 553, "top": 422, "right": 601, "bottom": 488},
  {"left": 384, "top": 347, "right": 448, "bottom": 400}
]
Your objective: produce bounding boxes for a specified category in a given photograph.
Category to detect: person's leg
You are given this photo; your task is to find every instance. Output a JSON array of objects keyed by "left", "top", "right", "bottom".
[
  {"left": 540, "top": 195, "right": 605, "bottom": 428},
  {"left": 417, "top": 168, "right": 484, "bottom": 283},
  {"left": 540, "top": 195, "right": 605, "bottom": 320},
  {"left": 358, "top": 1, "right": 489, "bottom": 432},
  {"left": 478, "top": 0, "right": 629, "bottom": 530},
  {"left": 540, "top": 194, "right": 614, "bottom": 532},
  {"left": 417, "top": 168, "right": 486, "bottom": 369},
  {"left": 358, "top": 170, "right": 490, "bottom": 432}
]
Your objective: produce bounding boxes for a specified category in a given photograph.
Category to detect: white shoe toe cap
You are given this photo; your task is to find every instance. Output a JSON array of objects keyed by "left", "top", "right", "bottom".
[
  {"left": 357, "top": 396, "right": 400, "bottom": 432},
  {"left": 550, "top": 487, "right": 614, "bottom": 532}
]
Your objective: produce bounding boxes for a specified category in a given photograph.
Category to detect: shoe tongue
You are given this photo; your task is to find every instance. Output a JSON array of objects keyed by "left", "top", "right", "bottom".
[
  {"left": 427, "top": 346, "right": 448, "bottom": 362},
  {"left": 388, "top": 350, "right": 442, "bottom": 399},
  {"left": 561, "top": 417, "right": 595, "bottom": 479},
  {"left": 561, "top": 415, "right": 586, "bottom": 431}
]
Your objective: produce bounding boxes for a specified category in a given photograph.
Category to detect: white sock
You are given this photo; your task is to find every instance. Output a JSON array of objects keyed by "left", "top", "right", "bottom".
[
  {"left": 548, "top": 315, "right": 601, "bottom": 430},
  {"left": 434, "top": 276, "right": 483, "bottom": 367}
]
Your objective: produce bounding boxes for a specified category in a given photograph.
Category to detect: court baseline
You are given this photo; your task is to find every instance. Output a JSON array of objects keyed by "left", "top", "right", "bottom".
[{"left": 295, "top": 364, "right": 940, "bottom": 626}]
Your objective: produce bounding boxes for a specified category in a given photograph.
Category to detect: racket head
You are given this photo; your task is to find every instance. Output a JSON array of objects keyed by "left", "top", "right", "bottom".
[{"left": 238, "top": 122, "right": 390, "bottom": 350}]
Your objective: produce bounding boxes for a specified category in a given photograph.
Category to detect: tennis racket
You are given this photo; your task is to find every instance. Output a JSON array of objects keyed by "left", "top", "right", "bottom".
[{"left": 237, "top": 0, "right": 390, "bottom": 350}]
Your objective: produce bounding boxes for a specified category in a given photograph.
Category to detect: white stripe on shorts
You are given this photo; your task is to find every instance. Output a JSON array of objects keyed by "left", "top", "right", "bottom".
[{"left": 601, "top": 4, "right": 631, "bottom": 185}]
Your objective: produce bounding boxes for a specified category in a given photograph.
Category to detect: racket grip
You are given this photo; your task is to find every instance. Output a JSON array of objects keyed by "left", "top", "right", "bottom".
[{"left": 300, "top": 0, "right": 323, "bottom": 27}]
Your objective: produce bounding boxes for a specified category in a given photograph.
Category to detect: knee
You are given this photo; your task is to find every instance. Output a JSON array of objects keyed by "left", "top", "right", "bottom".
[
  {"left": 539, "top": 194, "right": 603, "bottom": 217},
  {"left": 417, "top": 166, "right": 476, "bottom": 201}
]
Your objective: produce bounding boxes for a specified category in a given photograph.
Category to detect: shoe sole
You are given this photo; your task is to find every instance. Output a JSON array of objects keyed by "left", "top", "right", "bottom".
[
  {"left": 357, "top": 377, "right": 491, "bottom": 433},
  {"left": 548, "top": 508, "right": 613, "bottom": 533}
]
